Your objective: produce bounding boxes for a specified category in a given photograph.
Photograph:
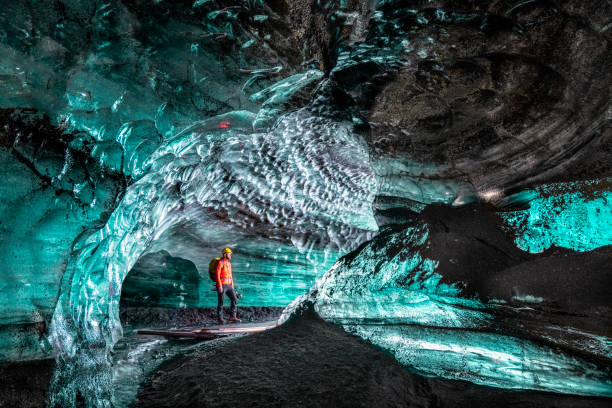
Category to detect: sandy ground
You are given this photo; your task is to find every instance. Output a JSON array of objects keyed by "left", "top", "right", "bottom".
[
  {"left": 1, "top": 306, "right": 609, "bottom": 407},
  {"left": 0, "top": 307, "right": 283, "bottom": 408},
  {"left": 134, "top": 309, "right": 611, "bottom": 408},
  {"left": 120, "top": 306, "right": 284, "bottom": 329}
]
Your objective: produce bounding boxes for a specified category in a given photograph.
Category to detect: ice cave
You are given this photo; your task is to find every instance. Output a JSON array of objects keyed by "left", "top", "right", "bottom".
[{"left": 0, "top": 0, "right": 610, "bottom": 407}]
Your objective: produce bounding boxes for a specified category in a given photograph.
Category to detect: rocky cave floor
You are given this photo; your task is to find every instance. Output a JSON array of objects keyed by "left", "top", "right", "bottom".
[{"left": 2, "top": 307, "right": 610, "bottom": 408}]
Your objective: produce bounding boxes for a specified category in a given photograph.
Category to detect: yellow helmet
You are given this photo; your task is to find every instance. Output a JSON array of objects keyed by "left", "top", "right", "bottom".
[{"left": 222, "top": 247, "right": 232, "bottom": 254}]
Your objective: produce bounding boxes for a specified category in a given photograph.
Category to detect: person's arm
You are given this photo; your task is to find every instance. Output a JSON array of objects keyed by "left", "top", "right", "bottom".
[{"left": 216, "top": 260, "right": 223, "bottom": 292}]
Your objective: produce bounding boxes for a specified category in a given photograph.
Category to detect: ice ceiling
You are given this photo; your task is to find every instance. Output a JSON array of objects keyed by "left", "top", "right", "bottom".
[{"left": 0, "top": 0, "right": 610, "bottom": 406}]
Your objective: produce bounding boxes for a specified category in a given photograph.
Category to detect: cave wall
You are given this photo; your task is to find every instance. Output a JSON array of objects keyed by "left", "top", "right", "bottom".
[
  {"left": 0, "top": 0, "right": 343, "bottom": 362},
  {"left": 0, "top": 1, "right": 609, "bottom": 405}
]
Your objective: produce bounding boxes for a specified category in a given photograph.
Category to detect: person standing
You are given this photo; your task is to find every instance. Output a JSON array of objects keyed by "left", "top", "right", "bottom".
[{"left": 216, "top": 248, "right": 240, "bottom": 324}]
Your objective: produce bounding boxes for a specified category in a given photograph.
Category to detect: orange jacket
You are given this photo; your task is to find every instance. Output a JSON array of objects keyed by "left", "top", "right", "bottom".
[{"left": 216, "top": 258, "right": 233, "bottom": 288}]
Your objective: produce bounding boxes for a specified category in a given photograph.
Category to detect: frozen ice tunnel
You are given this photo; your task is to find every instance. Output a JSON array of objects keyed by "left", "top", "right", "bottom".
[{"left": 0, "top": 0, "right": 610, "bottom": 407}]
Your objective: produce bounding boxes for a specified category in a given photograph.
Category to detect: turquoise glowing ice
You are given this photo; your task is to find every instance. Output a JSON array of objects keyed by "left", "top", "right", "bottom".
[
  {"left": 47, "top": 107, "right": 380, "bottom": 406},
  {"left": 0, "top": 1, "right": 610, "bottom": 406},
  {"left": 501, "top": 181, "right": 612, "bottom": 253},
  {"left": 284, "top": 221, "right": 612, "bottom": 397},
  {"left": 349, "top": 324, "right": 612, "bottom": 396}
]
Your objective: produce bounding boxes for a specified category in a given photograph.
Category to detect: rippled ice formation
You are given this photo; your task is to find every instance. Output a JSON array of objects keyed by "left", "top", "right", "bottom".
[
  {"left": 46, "top": 59, "right": 477, "bottom": 404},
  {"left": 282, "top": 223, "right": 612, "bottom": 397},
  {"left": 348, "top": 324, "right": 611, "bottom": 396},
  {"left": 47, "top": 106, "right": 384, "bottom": 406}
]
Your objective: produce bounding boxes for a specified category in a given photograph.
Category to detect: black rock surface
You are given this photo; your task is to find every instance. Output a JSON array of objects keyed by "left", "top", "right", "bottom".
[
  {"left": 334, "top": 0, "right": 612, "bottom": 192},
  {"left": 0, "top": 359, "right": 55, "bottom": 408},
  {"left": 344, "top": 203, "right": 612, "bottom": 362},
  {"left": 134, "top": 309, "right": 611, "bottom": 408}
]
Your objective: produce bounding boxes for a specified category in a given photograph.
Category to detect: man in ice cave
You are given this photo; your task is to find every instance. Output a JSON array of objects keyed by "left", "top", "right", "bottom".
[{"left": 216, "top": 247, "right": 241, "bottom": 324}]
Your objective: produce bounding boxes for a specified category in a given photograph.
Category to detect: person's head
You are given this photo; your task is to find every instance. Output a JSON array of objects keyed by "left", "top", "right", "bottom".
[{"left": 222, "top": 247, "right": 232, "bottom": 260}]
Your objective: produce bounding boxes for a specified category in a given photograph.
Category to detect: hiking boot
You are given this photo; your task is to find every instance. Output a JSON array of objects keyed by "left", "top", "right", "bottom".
[
  {"left": 228, "top": 316, "right": 241, "bottom": 323},
  {"left": 217, "top": 318, "right": 225, "bottom": 325}
]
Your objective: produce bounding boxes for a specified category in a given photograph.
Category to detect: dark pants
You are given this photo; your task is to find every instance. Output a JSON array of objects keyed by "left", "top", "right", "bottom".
[{"left": 217, "top": 284, "right": 237, "bottom": 320}]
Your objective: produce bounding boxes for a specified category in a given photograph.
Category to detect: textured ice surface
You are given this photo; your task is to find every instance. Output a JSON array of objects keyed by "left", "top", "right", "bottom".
[
  {"left": 347, "top": 324, "right": 612, "bottom": 396},
  {"left": 500, "top": 180, "right": 612, "bottom": 253},
  {"left": 281, "top": 219, "right": 612, "bottom": 397},
  {"left": 0, "top": 0, "right": 610, "bottom": 406},
  {"left": 0, "top": 0, "right": 306, "bottom": 189},
  {"left": 0, "top": 109, "right": 127, "bottom": 362},
  {"left": 47, "top": 105, "right": 382, "bottom": 406},
  {"left": 0, "top": 0, "right": 311, "bottom": 366}
]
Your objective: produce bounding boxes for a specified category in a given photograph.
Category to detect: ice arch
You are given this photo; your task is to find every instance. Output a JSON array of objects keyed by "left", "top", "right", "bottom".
[{"left": 47, "top": 108, "right": 381, "bottom": 406}]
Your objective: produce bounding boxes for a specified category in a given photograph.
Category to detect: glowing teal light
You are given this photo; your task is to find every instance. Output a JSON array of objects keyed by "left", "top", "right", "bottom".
[{"left": 501, "top": 181, "right": 612, "bottom": 253}]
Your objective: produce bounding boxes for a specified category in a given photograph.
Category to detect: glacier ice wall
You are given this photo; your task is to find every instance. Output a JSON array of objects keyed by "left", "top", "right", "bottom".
[
  {"left": 120, "top": 250, "right": 201, "bottom": 308},
  {"left": 0, "top": 0, "right": 610, "bottom": 406},
  {"left": 500, "top": 180, "right": 612, "bottom": 253},
  {"left": 47, "top": 103, "right": 384, "bottom": 406},
  {"left": 0, "top": 0, "right": 348, "bottom": 365},
  {"left": 283, "top": 201, "right": 612, "bottom": 397},
  {"left": 0, "top": 0, "right": 260, "bottom": 365},
  {"left": 0, "top": 109, "right": 127, "bottom": 362}
]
